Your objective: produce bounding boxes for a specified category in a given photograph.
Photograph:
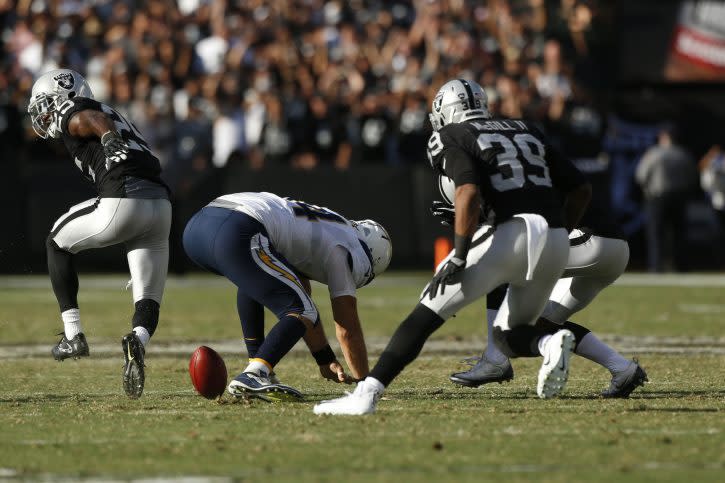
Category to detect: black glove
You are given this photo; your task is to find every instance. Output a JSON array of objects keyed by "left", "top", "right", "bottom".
[
  {"left": 430, "top": 200, "right": 455, "bottom": 226},
  {"left": 101, "top": 131, "right": 129, "bottom": 169},
  {"left": 425, "top": 256, "right": 466, "bottom": 300}
]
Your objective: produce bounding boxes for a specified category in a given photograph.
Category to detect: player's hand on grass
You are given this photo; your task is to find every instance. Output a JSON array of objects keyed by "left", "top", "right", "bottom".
[
  {"left": 319, "top": 360, "right": 354, "bottom": 384},
  {"left": 426, "top": 257, "right": 466, "bottom": 299}
]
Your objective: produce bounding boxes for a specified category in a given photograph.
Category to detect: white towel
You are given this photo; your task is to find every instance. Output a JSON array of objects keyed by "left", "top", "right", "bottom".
[{"left": 513, "top": 214, "right": 549, "bottom": 280}]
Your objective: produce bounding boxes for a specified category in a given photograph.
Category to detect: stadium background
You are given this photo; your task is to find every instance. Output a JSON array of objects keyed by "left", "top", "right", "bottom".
[{"left": 2, "top": 0, "right": 724, "bottom": 273}]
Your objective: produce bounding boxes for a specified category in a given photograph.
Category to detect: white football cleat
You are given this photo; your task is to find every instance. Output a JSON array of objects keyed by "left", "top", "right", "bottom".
[
  {"left": 537, "top": 329, "right": 576, "bottom": 399},
  {"left": 313, "top": 380, "right": 382, "bottom": 415}
]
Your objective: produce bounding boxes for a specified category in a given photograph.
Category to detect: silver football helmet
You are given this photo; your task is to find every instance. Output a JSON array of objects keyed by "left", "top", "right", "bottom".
[
  {"left": 353, "top": 219, "right": 392, "bottom": 279},
  {"left": 429, "top": 79, "right": 490, "bottom": 131},
  {"left": 28, "top": 69, "right": 94, "bottom": 139}
]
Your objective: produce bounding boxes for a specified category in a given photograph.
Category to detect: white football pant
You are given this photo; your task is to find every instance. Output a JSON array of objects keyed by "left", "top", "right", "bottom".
[
  {"left": 50, "top": 197, "right": 171, "bottom": 303},
  {"left": 422, "top": 217, "right": 569, "bottom": 330},
  {"left": 540, "top": 230, "right": 630, "bottom": 324}
]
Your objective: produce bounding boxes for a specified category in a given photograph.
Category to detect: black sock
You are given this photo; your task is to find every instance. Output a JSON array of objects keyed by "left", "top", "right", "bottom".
[
  {"left": 46, "top": 237, "right": 78, "bottom": 312},
  {"left": 369, "top": 304, "right": 446, "bottom": 387},
  {"left": 253, "top": 315, "right": 306, "bottom": 368},
  {"left": 237, "top": 289, "right": 265, "bottom": 358},
  {"left": 535, "top": 318, "right": 591, "bottom": 351},
  {"left": 132, "top": 299, "right": 160, "bottom": 336},
  {"left": 493, "top": 325, "right": 549, "bottom": 358},
  {"left": 486, "top": 284, "right": 508, "bottom": 310}
]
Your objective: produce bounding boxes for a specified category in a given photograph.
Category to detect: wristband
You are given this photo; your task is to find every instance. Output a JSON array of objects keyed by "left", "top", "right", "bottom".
[
  {"left": 312, "top": 344, "right": 336, "bottom": 365},
  {"left": 453, "top": 233, "right": 471, "bottom": 261}
]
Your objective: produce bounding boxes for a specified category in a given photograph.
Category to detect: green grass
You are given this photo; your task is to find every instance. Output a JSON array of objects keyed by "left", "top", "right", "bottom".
[{"left": 1, "top": 273, "right": 724, "bottom": 481}]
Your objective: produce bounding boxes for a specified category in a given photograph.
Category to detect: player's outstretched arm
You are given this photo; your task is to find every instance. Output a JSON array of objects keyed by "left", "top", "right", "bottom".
[
  {"left": 299, "top": 277, "right": 354, "bottom": 384},
  {"left": 302, "top": 319, "right": 354, "bottom": 384},
  {"left": 331, "top": 295, "right": 369, "bottom": 379}
]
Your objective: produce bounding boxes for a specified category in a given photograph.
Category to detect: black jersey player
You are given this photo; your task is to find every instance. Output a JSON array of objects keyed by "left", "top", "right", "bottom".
[
  {"left": 28, "top": 69, "right": 171, "bottom": 398},
  {"left": 433, "top": 174, "right": 646, "bottom": 397},
  {"left": 314, "top": 79, "right": 592, "bottom": 415}
]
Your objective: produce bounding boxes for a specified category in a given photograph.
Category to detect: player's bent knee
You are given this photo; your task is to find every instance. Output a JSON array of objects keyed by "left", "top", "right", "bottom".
[
  {"left": 46, "top": 235, "right": 68, "bottom": 254},
  {"left": 132, "top": 299, "right": 160, "bottom": 336},
  {"left": 286, "top": 309, "right": 318, "bottom": 329},
  {"left": 610, "top": 240, "right": 630, "bottom": 275}
]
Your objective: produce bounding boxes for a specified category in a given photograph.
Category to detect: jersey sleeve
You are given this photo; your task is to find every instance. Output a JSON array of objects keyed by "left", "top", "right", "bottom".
[
  {"left": 57, "top": 97, "right": 103, "bottom": 136},
  {"left": 428, "top": 126, "right": 480, "bottom": 186},
  {"left": 325, "top": 245, "right": 358, "bottom": 299}
]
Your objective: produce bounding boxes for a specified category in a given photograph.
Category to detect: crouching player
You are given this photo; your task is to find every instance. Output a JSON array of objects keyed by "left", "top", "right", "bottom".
[
  {"left": 183, "top": 192, "right": 391, "bottom": 401},
  {"left": 432, "top": 176, "right": 647, "bottom": 397}
]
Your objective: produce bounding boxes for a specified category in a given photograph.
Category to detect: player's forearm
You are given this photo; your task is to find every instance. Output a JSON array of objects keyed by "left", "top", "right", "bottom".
[
  {"left": 331, "top": 296, "right": 369, "bottom": 378},
  {"left": 302, "top": 320, "right": 330, "bottom": 354},
  {"left": 335, "top": 323, "right": 369, "bottom": 379},
  {"left": 67, "top": 110, "right": 118, "bottom": 139},
  {"left": 563, "top": 182, "right": 592, "bottom": 231},
  {"left": 453, "top": 183, "right": 479, "bottom": 261},
  {"left": 453, "top": 184, "right": 480, "bottom": 238}
]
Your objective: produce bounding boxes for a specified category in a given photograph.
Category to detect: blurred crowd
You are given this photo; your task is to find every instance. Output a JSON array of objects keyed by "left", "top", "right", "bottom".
[
  {"left": 2, "top": 0, "right": 613, "bottom": 182},
  {"left": 3, "top": 0, "right": 724, "bottom": 271}
]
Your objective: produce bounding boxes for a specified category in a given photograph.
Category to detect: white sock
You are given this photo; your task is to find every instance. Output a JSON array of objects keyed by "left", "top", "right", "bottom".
[
  {"left": 484, "top": 309, "right": 509, "bottom": 363},
  {"left": 362, "top": 376, "right": 385, "bottom": 394},
  {"left": 575, "top": 332, "right": 632, "bottom": 374},
  {"left": 244, "top": 360, "right": 270, "bottom": 377},
  {"left": 62, "top": 309, "right": 82, "bottom": 339},
  {"left": 132, "top": 327, "right": 151, "bottom": 346},
  {"left": 538, "top": 334, "right": 553, "bottom": 356}
]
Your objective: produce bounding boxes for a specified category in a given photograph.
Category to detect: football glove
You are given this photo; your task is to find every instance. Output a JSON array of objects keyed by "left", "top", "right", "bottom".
[
  {"left": 101, "top": 131, "right": 129, "bottom": 170},
  {"left": 430, "top": 200, "right": 455, "bottom": 226},
  {"left": 426, "top": 256, "right": 466, "bottom": 299}
]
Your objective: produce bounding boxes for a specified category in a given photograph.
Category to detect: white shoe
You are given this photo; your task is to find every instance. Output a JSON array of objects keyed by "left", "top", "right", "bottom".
[
  {"left": 313, "top": 380, "right": 382, "bottom": 415},
  {"left": 537, "top": 329, "right": 575, "bottom": 399}
]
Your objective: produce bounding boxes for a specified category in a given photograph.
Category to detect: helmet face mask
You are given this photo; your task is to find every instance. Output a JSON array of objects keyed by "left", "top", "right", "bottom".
[
  {"left": 28, "top": 93, "right": 63, "bottom": 138},
  {"left": 28, "top": 69, "right": 94, "bottom": 139},
  {"left": 353, "top": 219, "right": 392, "bottom": 284},
  {"left": 429, "top": 79, "right": 491, "bottom": 131}
]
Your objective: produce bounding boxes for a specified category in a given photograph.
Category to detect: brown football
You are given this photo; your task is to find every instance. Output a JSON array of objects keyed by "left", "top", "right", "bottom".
[{"left": 189, "top": 346, "right": 228, "bottom": 399}]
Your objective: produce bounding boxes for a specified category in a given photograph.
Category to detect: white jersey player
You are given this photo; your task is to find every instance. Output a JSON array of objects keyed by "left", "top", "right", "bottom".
[{"left": 183, "top": 192, "right": 392, "bottom": 401}]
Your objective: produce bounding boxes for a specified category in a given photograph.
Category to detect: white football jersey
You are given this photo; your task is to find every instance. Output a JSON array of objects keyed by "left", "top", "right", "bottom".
[{"left": 212, "top": 192, "right": 373, "bottom": 289}]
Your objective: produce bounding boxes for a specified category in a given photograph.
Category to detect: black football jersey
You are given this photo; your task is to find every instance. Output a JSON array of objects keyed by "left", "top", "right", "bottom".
[
  {"left": 427, "top": 119, "right": 586, "bottom": 228},
  {"left": 58, "top": 97, "right": 169, "bottom": 198}
]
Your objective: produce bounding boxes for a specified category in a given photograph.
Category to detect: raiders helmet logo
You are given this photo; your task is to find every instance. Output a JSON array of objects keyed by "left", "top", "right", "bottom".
[
  {"left": 53, "top": 72, "right": 75, "bottom": 90},
  {"left": 433, "top": 95, "right": 443, "bottom": 113}
]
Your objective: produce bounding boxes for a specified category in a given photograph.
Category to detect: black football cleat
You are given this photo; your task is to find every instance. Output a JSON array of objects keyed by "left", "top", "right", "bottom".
[
  {"left": 52, "top": 332, "right": 90, "bottom": 361},
  {"left": 449, "top": 353, "right": 514, "bottom": 387},
  {"left": 122, "top": 333, "right": 146, "bottom": 399},
  {"left": 602, "top": 360, "right": 648, "bottom": 398}
]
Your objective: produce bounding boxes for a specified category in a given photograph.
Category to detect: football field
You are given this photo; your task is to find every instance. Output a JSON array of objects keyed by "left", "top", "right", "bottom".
[{"left": 1, "top": 273, "right": 724, "bottom": 482}]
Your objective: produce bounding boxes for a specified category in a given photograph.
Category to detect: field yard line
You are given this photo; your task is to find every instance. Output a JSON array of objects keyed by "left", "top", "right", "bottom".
[
  {"left": 4, "top": 272, "right": 725, "bottom": 289},
  {"left": 0, "top": 462, "right": 722, "bottom": 480},
  {"left": 679, "top": 303, "right": 725, "bottom": 313},
  {"left": 2, "top": 334, "right": 725, "bottom": 359}
]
